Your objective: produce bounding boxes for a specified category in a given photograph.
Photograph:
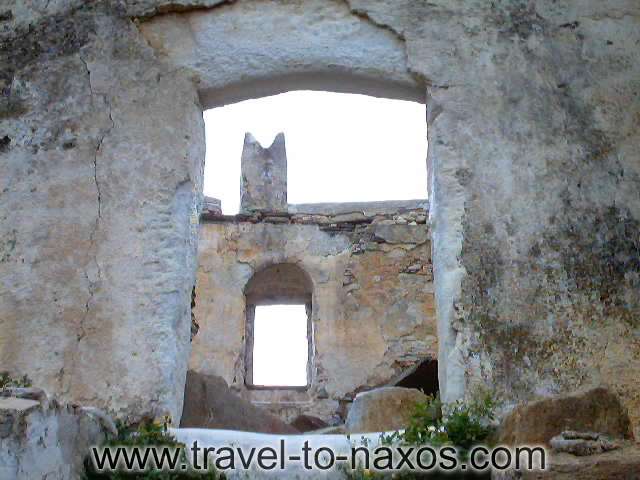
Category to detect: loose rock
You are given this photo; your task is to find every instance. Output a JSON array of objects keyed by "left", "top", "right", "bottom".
[{"left": 345, "top": 387, "right": 429, "bottom": 433}]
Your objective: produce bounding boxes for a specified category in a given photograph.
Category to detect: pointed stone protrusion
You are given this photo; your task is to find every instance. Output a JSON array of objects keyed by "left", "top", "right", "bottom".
[
  {"left": 202, "top": 196, "right": 222, "bottom": 217},
  {"left": 240, "top": 132, "right": 287, "bottom": 214}
]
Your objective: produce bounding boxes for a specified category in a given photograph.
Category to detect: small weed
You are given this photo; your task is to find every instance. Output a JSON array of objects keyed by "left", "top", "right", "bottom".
[
  {"left": 83, "top": 418, "right": 224, "bottom": 479},
  {"left": 0, "top": 371, "right": 32, "bottom": 388},
  {"left": 401, "top": 390, "right": 498, "bottom": 453},
  {"left": 344, "top": 391, "right": 499, "bottom": 479}
]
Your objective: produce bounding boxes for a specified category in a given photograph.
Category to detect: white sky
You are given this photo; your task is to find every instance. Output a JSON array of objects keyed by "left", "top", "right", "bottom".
[
  {"left": 253, "top": 305, "right": 308, "bottom": 387},
  {"left": 203, "top": 91, "right": 428, "bottom": 214},
  {"left": 206, "top": 92, "right": 428, "bottom": 385}
]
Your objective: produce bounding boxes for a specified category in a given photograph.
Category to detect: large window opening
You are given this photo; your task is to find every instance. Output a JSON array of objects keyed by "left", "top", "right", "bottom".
[
  {"left": 252, "top": 305, "right": 309, "bottom": 387},
  {"left": 203, "top": 91, "right": 427, "bottom": 214},
  {"left": 244, "top": 264, "right": 314, "bottom": 390}
]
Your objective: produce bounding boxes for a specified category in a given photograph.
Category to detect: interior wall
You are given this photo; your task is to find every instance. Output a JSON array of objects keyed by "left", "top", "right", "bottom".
[{"left": 192, "top": 214, "right": 435, "bottom": 424}]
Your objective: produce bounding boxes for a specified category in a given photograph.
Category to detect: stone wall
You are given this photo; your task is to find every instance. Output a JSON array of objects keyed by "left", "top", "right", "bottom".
[
  {"left": 1, "top": 2, "right": 204, "bottom": 422},
  {"left": 1, "top": 0, "right": 638, "bottom": 437},
  {"left": 421, "top": 2, "right": 640, "bottom": 439},
  {"left": 240, "top": 133, "right": 287, "bottom": 214},
  {"left": 192, "top": 201, "right": 434, "bottom": 424},
  {"left": 0, "top": 388, "right": 112, "bottom": 479}
]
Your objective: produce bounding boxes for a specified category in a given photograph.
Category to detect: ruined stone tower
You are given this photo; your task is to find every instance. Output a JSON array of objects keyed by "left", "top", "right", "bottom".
[{"left": 240, "top": 132, "right": 288, "bottom": 214}]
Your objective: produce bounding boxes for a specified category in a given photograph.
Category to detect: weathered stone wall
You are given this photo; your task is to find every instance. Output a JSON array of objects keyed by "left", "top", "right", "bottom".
[
  {"left": 0, "top": 0, "right": 422, "bottom": 422},
  {"left": 1, "top": 0, "right": 639, "bottom": 437},
  {"left": 192, "top": 202, "right": 434, "bottom": 423},
  {"left": 1, "top": 2, "right": 204, "bottom": 422},
  {"left": 0, "top": 388, "right": 112, "bottom": 479},
  {"left": 240, "top": 133, "right": 287, "bottom": 214},
  {"left": 417, "top": 2, "right": 640, "bottom": 439}
]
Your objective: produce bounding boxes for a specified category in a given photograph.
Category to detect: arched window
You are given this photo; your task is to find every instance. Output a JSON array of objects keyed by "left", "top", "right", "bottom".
[{"left": 243, "top": 264, "right": 313, "bottom": 389}]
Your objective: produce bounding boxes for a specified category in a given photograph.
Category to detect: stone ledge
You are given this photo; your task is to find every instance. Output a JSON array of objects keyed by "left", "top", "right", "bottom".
[
  {"left": 0, "top": 388, "right": 114, "bottom": 479},
  {"left": 201, "top": 199, "right": 429, "bottom": 227},
  {"left": 493, "top": 443, "right": 640, "bottom": 480},
  {"left": 0, "top": 397, "right": 40, "bottom": 414},
  {"left": 289, "top": 199, "right": 428, "bottom": 216}
]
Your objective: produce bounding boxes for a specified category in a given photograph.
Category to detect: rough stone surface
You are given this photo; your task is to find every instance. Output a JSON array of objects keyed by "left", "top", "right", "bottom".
[
  {"left": 421, "top": 0, "right": 640, "bottom": 441},
  {"left": 192, "top": 204, "right": 434, "bottom": 424},
  {"left": 1, "top": 2, "right": 203, "bottom": 422},
  {"left": 373, "top": 223, "right": 429, "bottom": 244},
  {"left": 290, "top": 414, "right": 328, "bottom": 433},
  {"left": 138, "top": 0, "right": 423, "bottom": 107},
  {"left": 549, "top": 431, "right": 620, "bottom": 456},
  {"left": 498, "top": 387, "right": 633, "bottom": 446},
  {"left": 202, "top": 196, "right": 222, "bottom": 217},
  {"left": 345, "top": 387, "right": 428, "bottom": 434},
  {"left": 493, "top": 443, "right": 640, "bottom": 480},
  {"left": 0, "top": 390, "right": 110, "bottom": 480},
  {"left": 180, "top": 370, "right": 298, "bottom": 434},
  {"left": 289, "top": 200, "right": 428, "bottom": 217},
  {"left": 240, "top": 133, "right": 287, "bottom": 214}
]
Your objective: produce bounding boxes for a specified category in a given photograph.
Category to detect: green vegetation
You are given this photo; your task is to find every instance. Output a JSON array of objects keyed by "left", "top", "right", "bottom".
[
  {"left": 0, "top": 371, "right": 32, "bottom": 388},
  {"left": 83, "top": 419, "right": 224, "bottom": 480},
  {"left": 346, "top": 391, "right": 499, "bottom": 479},
  {"left": 403, "top": 391, "right": 497, "bottom": 453}
]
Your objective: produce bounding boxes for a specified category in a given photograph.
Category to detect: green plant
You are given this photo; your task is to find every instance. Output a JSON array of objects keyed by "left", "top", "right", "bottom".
[
  {"left": 403, "top": 394, "right": 445, "bottom": 446},
  {"left": 0, "top": 371, "right": 32, "bottom": 388},
  {"left": 342, "top": 464, "right": 449, "bottom": 480},
  {"left": 378, "top": 430, "right": 403, "bottom": 446},
  {"left": 442, "top": 391, "right": 498, "bottom": 452},
  {"left": 83, "top": 419, "right": 224, "bottom": 479},
  {"left": 406, "top": 390, "right": 497, "bottom": 453},
  {"left": 382, "top": 390, "right": 499, "bottom": 453},
  {"left": 343, "top": 393, "right": 498, "bottom": 479}
]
